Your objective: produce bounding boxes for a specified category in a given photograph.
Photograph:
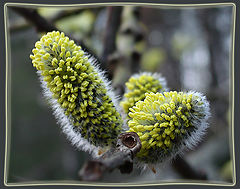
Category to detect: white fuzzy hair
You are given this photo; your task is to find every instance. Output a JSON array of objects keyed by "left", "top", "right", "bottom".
[
  {"left": 183, "top": 91, "right": 211, "bottom": 150},
  {"left": 36, "top": 53, "right": 123, "bottom": 157},
  {"left": 135, "top": 90, "right": 210, "bottom": 170}
]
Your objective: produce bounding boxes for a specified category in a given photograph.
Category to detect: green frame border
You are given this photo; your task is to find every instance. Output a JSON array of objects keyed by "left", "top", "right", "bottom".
[{"left": 3, "top": 2, "right": 237, "bottom": 187}]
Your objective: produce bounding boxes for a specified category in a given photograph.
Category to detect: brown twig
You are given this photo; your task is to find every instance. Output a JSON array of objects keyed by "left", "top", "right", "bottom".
[
  {"left": 199, "top": 9, "right": 221, "bottom": 88},
  {"left": 112, "top": 7, "right": 144, "bottom": 96},
  {"left": 78, "top": 132, "right": 141, "bottom": 181},
  {"left": 50, "top": 9, "right": 85, "bottom": 23},
  {"left": 11, "top": 7, "right": 57, "bottom": 32},
  {"left": 50, "top": 8, "right": 102, "bottom": 23},
  {"left": 101, "top": 6, "right": 123, "bottom": 80},
  {"left": 10, "top": 9, "right": 89, "bottom": 33},
  {"left": 10, "top": 9, "right": 96, "bottom": 33},
  {"left": 10, "top": 7, "right": 92, "bottom": 54}
]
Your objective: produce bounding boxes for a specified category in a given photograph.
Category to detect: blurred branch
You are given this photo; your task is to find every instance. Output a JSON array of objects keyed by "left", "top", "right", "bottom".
[
  {"left": 50, "top": 8, "right": 101, "bottom": 23},
  {"left": 10, "top": 8, "right": 101, "bottom": 33},
  {"left": 121, "top": 7, "right": 143, "bottom": 75},
  {"left": 10, "top": 9, "right": 84, "bottom": 33},
  {"left": 11, "top": 7, "right": 57, "bottom": 32},
  {"left": 172, "top": 155, "right": 207, "bottom": 180},
  {"left": 206, "top": 87, "right": 229, "bottom": 103},
  {"left": 160, "top": 12, "right": 181, "bottom": 90},
  {"left": 79, "top": 132, "right": 141, "bottom": 181},
  {"left": 79, "top": 132, "right": 207, "bottom": 181},
  {"left": 10, "top": 7, "right": 93, "bottom": 55},
  {"left": 200, "top": 9, "right": 221, "bottom": 88},
  {"left": 101, "top": 6, "right": 123, "bottom": 80},
  {"left": 50, "top": 9, "right": 85, "bottom": 23},
  {"left": 112, "top": 7, "right": 144, "bottom": 96}
]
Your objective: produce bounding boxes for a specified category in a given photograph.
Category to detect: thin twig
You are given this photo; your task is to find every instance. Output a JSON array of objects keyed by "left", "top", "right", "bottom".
[
  {"left": 78, "top": 132, "right": 141, "bottom": 181},
  {"left": 50, "top": 8, "right": 101, "bottom": 23},
  {"left": 50, "top": 9, "right": 85, "bottom": 23},
  {"left": 10, "top": 9, "right": 93, "bottom": 33},
  {"left": 113, "top": 7, "right": 144, "bottom": 96},
  {"left": 11, "top": 7, "right": 57, "bottom": 32},
  {"left": 10, "top": 9, "right": 85, "bottom": 33},
  {"left": 199, "top": 9, "right": 221, "bottom": 88},
  {"left": 101, "top": 6, "right": 123, "bottom": 80},
  {"left": 10, "top": 7, "right": 93, "bottom": 55}
]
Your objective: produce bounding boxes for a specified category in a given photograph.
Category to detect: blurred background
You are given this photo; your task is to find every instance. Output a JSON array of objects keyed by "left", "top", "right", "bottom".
[{"left": 6, "top": 4, "right": 234, "bottom": 184}]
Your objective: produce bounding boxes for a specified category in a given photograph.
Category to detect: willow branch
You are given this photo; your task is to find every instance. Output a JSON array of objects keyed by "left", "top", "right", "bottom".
[
  {"left": 10, "top": 7, "right": 92, "bottom": 54},
  {"left": 11, "top": 7, "right": 57, "bottom": 32},
  {"left": 50, "top": 8, "right": 101, "bottom": 23},
  {"left": 78, "top": 132, "right": 141, "bottom": 181},
  {"left": 10, "top": 9, "right": 93, "bottom": 33},
  {"left": 100, "top": 6, "right": 123, "bottom": 80}
]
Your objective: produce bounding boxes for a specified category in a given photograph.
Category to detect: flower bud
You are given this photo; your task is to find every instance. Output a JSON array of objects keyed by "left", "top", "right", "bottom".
[
  {"left": 128, "top": 91, "right": 210, "bottom": 163},
  {"left": 30, "top": 31, "right": 123, "bottom": 155},
  {"left": 120, "top": 72, "right": 168, "bottom": 115}
]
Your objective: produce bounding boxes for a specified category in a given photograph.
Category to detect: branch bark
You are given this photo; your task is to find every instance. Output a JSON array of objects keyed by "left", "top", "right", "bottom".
[
  {"left": 78, "top": 132, "right": 141, "bottom": 181},
  {"left": 199, "top": 9, "right": 221, "bottom": 88},
  {"left": 50, "top": 8, "right": 102, "bottom": 23},
  {"left": 100, "top": 6, "right": 123, "bottom": 80}
]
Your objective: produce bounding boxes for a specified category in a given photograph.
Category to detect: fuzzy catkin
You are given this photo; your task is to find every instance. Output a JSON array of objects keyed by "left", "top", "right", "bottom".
[
  {"left": 120, "top": 72, "right": 168, "bottom": 115},
  {"left": 128, "top": 91, "right": 210, "bottom": 164},
  {"left": 30, "top": 31, "right": 123, "bottom": 152}
]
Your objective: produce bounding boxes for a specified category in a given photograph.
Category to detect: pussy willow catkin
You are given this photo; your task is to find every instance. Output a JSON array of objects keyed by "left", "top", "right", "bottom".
[
  {"left": 128, "top": 91, "right": 210, "bottom": 163},
  {"left": 30, "top": 31, "right": 123, "bottom": 154},
  {"left": 120, "top": 72, "right": 168, "bottom": 115}
]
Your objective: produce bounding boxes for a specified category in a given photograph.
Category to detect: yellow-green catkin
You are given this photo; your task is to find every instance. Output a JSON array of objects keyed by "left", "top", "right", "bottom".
[
  {"left": 128, "top": 91, "right": 210, "bottom": 163},
  {"left": 30, "top": 31, "right": 123, "bottom": 151},
  {"left": 120, "top": 72, "right": 168, "bottom": 115}
]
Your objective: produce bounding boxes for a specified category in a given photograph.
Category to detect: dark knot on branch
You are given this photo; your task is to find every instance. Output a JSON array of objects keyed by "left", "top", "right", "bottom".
[
  {"left": 78, "top": 132, "right": 141, "bottom": 181},
  {"left": 118, "top": 132, "right": 139, "bottom": 148}
]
